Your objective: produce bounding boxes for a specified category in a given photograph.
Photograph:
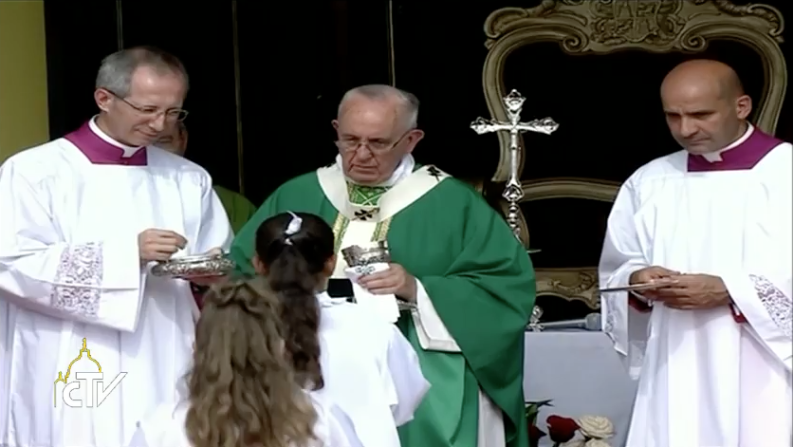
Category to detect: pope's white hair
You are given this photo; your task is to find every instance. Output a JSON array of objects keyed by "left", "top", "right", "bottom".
[{"left": 338, "top": 84, "right": 419, "bottom": 130}]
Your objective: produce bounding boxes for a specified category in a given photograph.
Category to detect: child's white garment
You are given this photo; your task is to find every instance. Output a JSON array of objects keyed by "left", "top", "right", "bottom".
[
  {"left": 127, "top": 391, "right": 351, "bottom": 447},
  {"left": 314, "top": 291, "right": 430, "bottom": 447}
]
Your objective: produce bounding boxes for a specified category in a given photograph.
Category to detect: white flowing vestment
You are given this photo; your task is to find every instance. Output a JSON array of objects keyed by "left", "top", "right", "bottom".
[
  {"left": 127, "top": 391, "right": 353, "bottom": 447},
  {"left": 313, "top": 291, "right": 430, "bottom": 447},
  {"left": 0, "top": 136, "right": 233, "bottom": 447},
  {"left": 600, "top": 137, "right": 792, "bottom": 447}
]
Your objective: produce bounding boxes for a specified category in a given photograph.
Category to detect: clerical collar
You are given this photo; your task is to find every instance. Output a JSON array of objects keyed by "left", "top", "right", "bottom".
[
  {"left": 64, "top": 118, "right": 148, "bottom": 166},
  {"left": 687, "top": 124, "right": 783, "bottom": 172},
  {"left": 88, "top": 117, "right": 144, "bottom": 158},
  {"left": 337, "top": 153, "right": 415, "bottom": 188},
  {"left": 701, "top": 124, "right": 753, "bottom": 162}
]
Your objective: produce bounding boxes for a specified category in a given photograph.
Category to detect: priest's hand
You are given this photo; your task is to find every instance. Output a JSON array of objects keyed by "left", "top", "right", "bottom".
[
  {"left": 630, "top": 266, "right": 679, "bottom": 284},
  {"left": 629, "top": 266, "right": 679, "bottom": 299},
  {"left": 357, "top": 263, "right": 418, "bottom": 302},
  {"left": 203, "top": 247, "right": 223, "bottom": 256},
  {"left": 138, "top": 229, "right": 187, "bottom": 262},
  {"left": 653, "top": 274, "right": 730, "bottom": 310}
]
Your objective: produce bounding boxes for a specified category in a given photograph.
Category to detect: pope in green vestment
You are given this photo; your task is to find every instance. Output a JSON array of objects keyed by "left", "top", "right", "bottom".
[{"left": 231, "top": 85, "right": 534, "bottom": 447}]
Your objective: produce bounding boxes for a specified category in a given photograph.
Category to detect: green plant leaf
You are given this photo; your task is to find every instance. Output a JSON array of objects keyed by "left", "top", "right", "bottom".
[{"left": 524, "top": 399, "right": 554, "bottom": 424}]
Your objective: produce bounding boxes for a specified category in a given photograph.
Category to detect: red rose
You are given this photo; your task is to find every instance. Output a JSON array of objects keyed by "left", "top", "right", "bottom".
[
  {"left": 527, "top": 423, "right": 547, "bottom": 447},
  {"left": 546, "top": 414, "right": 579, "bottom": 443}
]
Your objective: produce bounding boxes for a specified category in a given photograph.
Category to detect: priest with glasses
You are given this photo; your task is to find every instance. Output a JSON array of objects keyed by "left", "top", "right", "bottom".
[{"left": 0, "top": 46, "right": 232, "bottom": 447}]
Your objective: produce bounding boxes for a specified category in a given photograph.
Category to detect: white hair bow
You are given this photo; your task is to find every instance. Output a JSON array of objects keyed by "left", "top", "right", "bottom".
[{"left": 283, "top": 211, "right": 303, "bottom": 245}]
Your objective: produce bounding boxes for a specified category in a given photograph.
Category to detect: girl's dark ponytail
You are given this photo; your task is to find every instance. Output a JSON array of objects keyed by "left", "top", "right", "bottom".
[
  {"left": 266, "top": 245, "right": 324, "bottom": 390},
  {"left": 255, "top": 212, "right": 336, "bottom": 391}
]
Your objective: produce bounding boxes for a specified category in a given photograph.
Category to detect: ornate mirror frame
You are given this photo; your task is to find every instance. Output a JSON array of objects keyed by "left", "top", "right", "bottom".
[{"left": 480, "top": 0, "right": 786, "bottom": 310}]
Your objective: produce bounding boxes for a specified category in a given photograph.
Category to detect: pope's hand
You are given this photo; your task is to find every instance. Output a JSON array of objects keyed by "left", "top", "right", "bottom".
[
  {"left": 138, "top": 229, "right": 187, "bottom": 262},
  {"left": 357, "top": 263, "right": 418, "bottom": 302}
]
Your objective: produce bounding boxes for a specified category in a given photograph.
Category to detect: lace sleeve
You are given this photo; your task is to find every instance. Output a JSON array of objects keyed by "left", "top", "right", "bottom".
[
  {"left": 748, "top": 274, "right": 792, "bottom": 338},
  {"left": 51, "top": 242, "right": 104, "bottom": 317},
  {"left": 726, "top": 272, "right": 793, "bottom": 368}
]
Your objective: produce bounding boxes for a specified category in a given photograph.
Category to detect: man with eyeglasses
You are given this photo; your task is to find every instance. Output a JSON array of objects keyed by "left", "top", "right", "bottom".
[
  {"left": 0, "top": 46, "right": 232, "bottom": 447},
  {"left": 230, "top": 84, "right": 535, "bottom": 447}
]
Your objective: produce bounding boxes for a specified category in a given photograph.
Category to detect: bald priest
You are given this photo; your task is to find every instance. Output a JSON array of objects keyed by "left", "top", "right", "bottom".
[{"left": 600, "top": 59, "right": 792, "bottom": 447}]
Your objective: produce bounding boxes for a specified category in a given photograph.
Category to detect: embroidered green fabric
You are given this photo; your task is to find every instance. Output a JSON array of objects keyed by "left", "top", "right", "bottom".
[{"left": 346, "top": 183, "right": 389, "bottom": 207}]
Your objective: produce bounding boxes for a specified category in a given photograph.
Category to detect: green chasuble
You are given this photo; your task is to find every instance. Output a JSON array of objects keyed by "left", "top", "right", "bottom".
[
  {"left": 230, "top": 162, "right": 534, "bottom": 447},
  {"left": 213, "top": 185, "right": 257, "bottom": 234}
]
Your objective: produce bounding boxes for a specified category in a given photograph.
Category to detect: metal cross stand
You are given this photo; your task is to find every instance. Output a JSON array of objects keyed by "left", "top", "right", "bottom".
[{"left": 470, "top": 89, "right": 559, "bottom": 248}]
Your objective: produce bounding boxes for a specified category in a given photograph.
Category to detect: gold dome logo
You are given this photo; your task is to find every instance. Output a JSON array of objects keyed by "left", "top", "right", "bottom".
[{"left": 53, "top": 338, "right": 127, "bottom": 408}]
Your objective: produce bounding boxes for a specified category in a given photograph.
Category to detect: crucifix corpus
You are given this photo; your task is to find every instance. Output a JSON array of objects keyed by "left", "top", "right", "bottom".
[{"left": 470, "top": 89, "right": 559, "bottom": 251}]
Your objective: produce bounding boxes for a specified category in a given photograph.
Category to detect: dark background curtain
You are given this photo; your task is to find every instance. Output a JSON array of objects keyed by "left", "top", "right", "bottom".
[{"left": 43, "top": 0, "right": 793, "bottom": 271}]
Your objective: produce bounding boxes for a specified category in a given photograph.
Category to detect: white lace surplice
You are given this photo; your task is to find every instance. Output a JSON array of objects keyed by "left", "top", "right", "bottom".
[
  {"left": 599, "top": 144, "right": 792, "bottom": 447},
  {"left": 0, "top": 140, "right": 232, "bottom": 447}
]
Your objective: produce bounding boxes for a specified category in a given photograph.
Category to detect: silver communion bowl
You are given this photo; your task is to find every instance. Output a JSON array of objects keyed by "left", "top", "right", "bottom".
[{"left": 151, "top": 253, "right": 235, "bottom": 279}]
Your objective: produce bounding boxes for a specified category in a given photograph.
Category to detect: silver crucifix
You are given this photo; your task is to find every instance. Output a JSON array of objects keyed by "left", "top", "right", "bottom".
[{"left": 470, "top": 89, "right": 559, "bottom": 248}]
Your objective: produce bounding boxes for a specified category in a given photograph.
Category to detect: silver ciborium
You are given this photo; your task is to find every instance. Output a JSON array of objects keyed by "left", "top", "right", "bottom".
[
  {"left": 341, "top": 241, "right": 391, "bottom": 269},
  {"left": 340, "top": 241, "right": 414, "bottom": 311},
  {"left": 151, "top": 253, "right": 235, "bottom": 279}
]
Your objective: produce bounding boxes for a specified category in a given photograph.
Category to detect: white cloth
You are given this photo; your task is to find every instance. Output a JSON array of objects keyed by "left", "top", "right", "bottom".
[
  {"left": 314, "top": 291, "right": 430, "bottom": 447},
  {"left": 0, "top": 134, "right": 232, "bottom": 447},
  {"left": 599, "top": 137, "right": 793, "bottom": 447},
  {"left": 127, "top": 391, "right": 352, "bottom": 447},
  {"left": 345, "top": 263, "right": 400, "bottom": 324}
]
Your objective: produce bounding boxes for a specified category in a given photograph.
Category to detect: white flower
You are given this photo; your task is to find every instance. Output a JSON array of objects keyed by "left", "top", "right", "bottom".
[
  {"left": 584, "top": 439, "right": 611, "bottom": 447},
  {"left": 560, "top": 440, "right": 586, "bottom": 447},
  {"left": 576, "top": 415, "right": 614, "bottom": 439}
]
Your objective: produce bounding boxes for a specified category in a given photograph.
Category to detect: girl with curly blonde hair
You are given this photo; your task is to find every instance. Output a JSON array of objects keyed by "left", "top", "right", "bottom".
[{"left": 127, "top": 278, "right": 351, "bottom": 447}]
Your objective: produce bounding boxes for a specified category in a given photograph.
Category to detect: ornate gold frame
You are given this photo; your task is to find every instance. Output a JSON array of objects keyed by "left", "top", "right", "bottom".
[
  {"left": 481, "top": 0, "right": 787, "bottom": 309},
  {"left": 483, "top": 0, "right": 786, "bottom": 182}
]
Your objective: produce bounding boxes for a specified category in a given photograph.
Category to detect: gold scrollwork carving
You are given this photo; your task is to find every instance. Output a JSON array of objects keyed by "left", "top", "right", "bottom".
[
  {"left": 536, "top": 268, "right": 600, "bottom": 310},
  {"left": 482, "top": 0, "right": 786, "bottom": 182}
]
